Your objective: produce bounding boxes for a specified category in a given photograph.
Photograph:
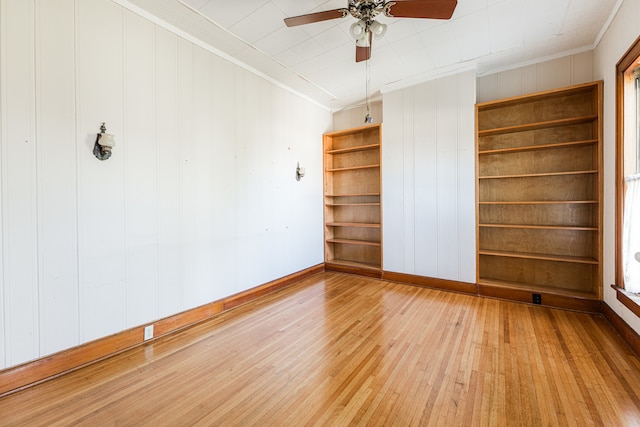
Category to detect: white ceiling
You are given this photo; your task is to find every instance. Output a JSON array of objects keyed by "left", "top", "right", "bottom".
[{"left": 127, "top": 0, "right": 620, "bottom": 111}]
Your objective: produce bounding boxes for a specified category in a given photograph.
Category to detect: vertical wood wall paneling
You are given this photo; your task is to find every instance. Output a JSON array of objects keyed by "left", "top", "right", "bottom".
[
  {"left": 237, "top": 72, "right": 265, "bottom": 290},
  {"left": 177, "top": 39, "right": 197, "bottom": 309},
  {"left": 381, "top": 91, "right": 405, "bottom": 272},
  {"left": 155, "top": 27, "right": 181, "bottom": 318},
  {"left": 290, "top": 94, "right": 326, "bottom": 271},
  {"left": 0, "top": 0, "right": 333, "bottom": 372},
  {"left": 76, "top": 0, "right": 126, "bottom": 342},
  {"left": 123, "top": 11, "right": 159, "bottom": 328},
  {"left": 456, "top": 71, "right": 477, "bottom": 283},
  {"left": 382, "top": 71, "right": 476, "bottom": 282},
  {"left": 234, "top": 69, "right": 252, "bottom": 292},
  {"left": 0, "top": 0, "right": 5, "bottom": 369},
  {"left": 36, "top": 0, "right": 79, "bottom": 356},
  {"left": 210, "top": 55, "right": 237, "bottom": 299},
  {"left": 402, "top": 89, "right": 416, "bottom": 274},
  {"left": 2, "top": 0, "right": 38, "bottom": 366},
  {"left": 435, "top": 75, "right": 460, "bottom": 280},
  {"left": 256, "top": 77, "right": 276, "bottom": 283},
  {"left": 413, "top": 81, "right": 439, "bottom": 278},
  {"left": 268, "top": 88, "right": 289, "bottom": 280},
  {"left": 476, "top": 52, "right": 594, "bottom": 103},
  {"left": 191, "top": 46, "right": 216, "bottom": 304},
  {"left": 535, "top": 56, "right": 571, "bottom": 92}
]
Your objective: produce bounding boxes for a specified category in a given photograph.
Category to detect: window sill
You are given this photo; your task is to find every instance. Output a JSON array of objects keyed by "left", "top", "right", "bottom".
[{"left": 612, "top": 284, "right": 640, "bottom": 318}]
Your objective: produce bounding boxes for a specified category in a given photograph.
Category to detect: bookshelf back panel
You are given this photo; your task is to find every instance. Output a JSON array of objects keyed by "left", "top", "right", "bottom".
[
  {"left": 479, "top": 145, "right": 596, "bottom": 176},
  {"left": 477, "top": 90, "right": 596, "bottom": 130},
  {"left": 479, "top": 203, "right": 598, "bottom": 228},
  {"left": 479, "top": 256, "right": 596, "bottom": 293},
  {"left": 478, "top": 123, "right": 594, "bottom": 151},
  {"left": 479, "top": 227, "right": 596, "bottom": 259},
  {"left": 333, "top": 244, "right": 381, "bottom": 266},
  {"left": 332, "top": 227, "right": 381, "bottom": 242},
  {"left": 328, "top": 150, "right": 379, "bottom": 169},
  {"left": 331, "top": 205, "right": 381, "bottom": 224},
  {"left": 328, "top": 168, "right": 381, "bottom": 195},
  {"left": 329, "top": 129, "right": 380, "bottom": 151},
  {"left": 479, "top": 174, "right": 596, "bottom": 202}
]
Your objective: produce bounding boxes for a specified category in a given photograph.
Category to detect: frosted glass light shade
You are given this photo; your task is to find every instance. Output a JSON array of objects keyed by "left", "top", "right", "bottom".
[
  {"left": 370, "top": 20, "right": 387, "bottom": 39},
  {"left": 99, "top": 133, "right": 116, "bottom": 148},
  {"left": 350, "top": 20, "right": 367, "bottom": 40}
]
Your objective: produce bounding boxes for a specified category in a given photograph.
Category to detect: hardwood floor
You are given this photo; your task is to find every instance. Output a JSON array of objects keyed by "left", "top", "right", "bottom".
[{"left": 2, "top": 272, "right": 640, "bottom": 426}]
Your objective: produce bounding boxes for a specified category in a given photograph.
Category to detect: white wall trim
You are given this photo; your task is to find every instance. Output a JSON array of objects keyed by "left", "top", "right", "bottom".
[{"left": 594, "top": 0, "right": 625, "bottom": 50}]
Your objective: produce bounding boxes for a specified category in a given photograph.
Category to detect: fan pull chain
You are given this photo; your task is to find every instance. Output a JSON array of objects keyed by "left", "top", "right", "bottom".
[{"left": 365, "top": 57, "right": 372, "bottom": 123}]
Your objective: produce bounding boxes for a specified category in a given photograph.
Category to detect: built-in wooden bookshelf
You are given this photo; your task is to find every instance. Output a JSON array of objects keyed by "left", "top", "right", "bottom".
[
  {"left": 476, "top": 81, "right": 603, "bottom": 306},
  {"left": 323, "top": 124, "right": 382, "bottom": 276}
]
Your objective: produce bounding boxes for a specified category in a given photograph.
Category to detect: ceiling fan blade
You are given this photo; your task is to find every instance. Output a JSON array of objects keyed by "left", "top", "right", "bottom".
[
  {"left": 355, "top": 32, "right": 373, "bottom": 62},
  {"left": 355, "top": 45, "right": 371, "bottom": 62},
  {"left": 284, "top": 8, "right": 348, "bottom": 27},
  {"left": 386, "top": 0, "right": 458, "bottom": 19}
]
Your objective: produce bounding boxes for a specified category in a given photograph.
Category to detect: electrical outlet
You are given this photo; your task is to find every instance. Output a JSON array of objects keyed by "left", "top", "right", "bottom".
[
  {"left": 532, "top": 293, "right": 542, "bottom": 305},
  {"left": 144, "top": 324, "right": 154, "bottom": 341}
]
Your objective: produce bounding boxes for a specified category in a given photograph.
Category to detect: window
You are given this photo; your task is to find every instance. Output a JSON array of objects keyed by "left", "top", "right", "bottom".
[{"left": 617, "top": 36, "right": 640, "bottom": 294}]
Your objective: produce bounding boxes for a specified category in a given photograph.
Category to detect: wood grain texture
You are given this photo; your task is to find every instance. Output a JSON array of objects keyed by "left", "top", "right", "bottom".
[
  {"left": 383, "top": 270, "right": 478, "bottom": 295},
  {"left": 1, "top": 272, "right": 638, "bottom": 425},
  {"left": 602, "top": 300, "right": 640, "bottom": 357},
  {"left": 477, "top": 81, "right": 603, "bottom": 300},
  {"left": 324, "top": 125, "right": 382, "bottom": 271},
  {"left": 479, "top": 282, "right": 601, "bottom": 313},
  {"left": 0, "top": 264, "right": 323, "bottom": 397}
]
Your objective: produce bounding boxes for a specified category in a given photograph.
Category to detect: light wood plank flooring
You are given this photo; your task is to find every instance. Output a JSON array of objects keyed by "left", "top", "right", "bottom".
[{"left": 2, "top": 272, "right": 640, "bottom": 426}]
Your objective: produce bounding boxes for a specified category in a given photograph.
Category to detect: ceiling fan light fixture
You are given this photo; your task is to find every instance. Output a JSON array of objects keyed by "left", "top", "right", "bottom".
[
  {"left": 370, "top": 20, "right": 387, "bottom": 39},
  {"left": 350, "top": 20, "right": 367, "bottom": 40},
  {"left": 355, "top": 31, "right": 371, "bottom": 47},
  {"left": 283, "top": 0, "right": 458, "bottom": 62}
]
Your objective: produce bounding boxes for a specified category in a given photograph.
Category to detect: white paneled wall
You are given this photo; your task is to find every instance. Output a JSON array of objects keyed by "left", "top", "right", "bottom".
[
  {"left": 382, "top": 70, "right": 476, "bottom": 283},
  {"left": 36, "top": 0, "right": 79, "bottom": 358},
  {"left": 0, "top": 0, "right": 331, "bottom": 369},
  {"left": 1, "top": 0, "right": 38, "bottom": 368},
  {"left": 477, "top": 51, "right": 594, "bottom": 103}
]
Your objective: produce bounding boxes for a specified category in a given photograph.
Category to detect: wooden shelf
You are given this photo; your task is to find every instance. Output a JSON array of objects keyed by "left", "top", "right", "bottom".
[
  {"left": 325, "top": 203, "right": 380, "bottom": 207},
  {"left": 479, "top": 170, "right": 598, "bottom": 180},
  {"left": 326, "top": 222, "right": 380, "bottom": 228},
  {"left": 325, "top": 193, "right": 380, "bottom": 198},
  {"left": 326, "top": 144, "right": 380, "bottom": 155},
  {"left": 479, "top": 200, "right": 597, "bottom": 205},
  {"left": 479, "top": 249, "right": 598, "bottom": 264},
  {"left": 325, "top": 259, "right": 381, "bottom": 271},
  {"left": 478, "top": 139, "right": 597, "bottom": 155},
  {"left": 478, "top": 278, "right": 599, "bottom": 299},
  {"left": 478, "top": 115, "right": 598, "bottom": 137},
  {"left": 476, "top": 81, "right": 603, "bottom": 305},
  {"left": 326, "top": 164, "right": 380, "bottom": 172},
  {"left": 479, "top": 224, "right": 598, "bottom": 231},
  {"left": 326, "top": 238, "right": 381, "bottom": 247},
  {"left": 324, "top": 124, "right": 382, "bottom": 272}
]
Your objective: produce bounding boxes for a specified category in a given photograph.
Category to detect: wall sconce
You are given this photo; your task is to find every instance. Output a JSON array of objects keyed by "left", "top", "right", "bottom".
[
  {"left": 296, "top": 162, "right": 306, "bottom": 181},
  {"left": 93, "top": 122, "right": 116, "bottom": 161}
]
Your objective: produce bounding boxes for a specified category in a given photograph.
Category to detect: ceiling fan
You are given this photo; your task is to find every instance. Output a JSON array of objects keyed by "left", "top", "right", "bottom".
[{"left": 284, "top": 0, "right": 458, "bottom": 62}]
